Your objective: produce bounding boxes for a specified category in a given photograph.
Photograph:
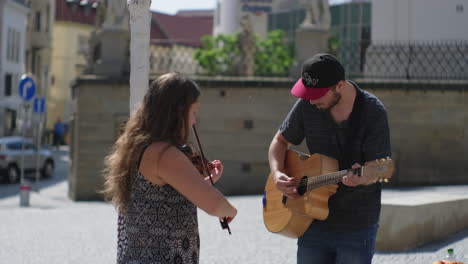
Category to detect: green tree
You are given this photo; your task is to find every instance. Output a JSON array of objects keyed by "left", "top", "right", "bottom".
[
  {"left": 327, "top": 34, "right": 340, "bottom": 57},
  {"left": 254, "top": 30, "right": 294, "bottom": 77},
  {"left": 194, "top": 30, "right": 294, "bottom": 77},
  {"left": 194, "top": 34, "right": 239, "bottom": 76}
]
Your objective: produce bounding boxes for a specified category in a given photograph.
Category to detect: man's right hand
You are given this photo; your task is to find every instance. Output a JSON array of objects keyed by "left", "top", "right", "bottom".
[{"left": 273, "top": 171, "right": 299, "bottom": 199}]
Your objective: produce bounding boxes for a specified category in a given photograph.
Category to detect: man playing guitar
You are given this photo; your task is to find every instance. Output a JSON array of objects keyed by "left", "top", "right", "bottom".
[{"left": 268, "top": 53, "right": 391, "bottom": 264}]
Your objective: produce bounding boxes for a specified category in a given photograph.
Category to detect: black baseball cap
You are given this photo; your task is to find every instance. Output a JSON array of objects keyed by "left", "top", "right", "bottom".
[{"left": 291, "top": 53, "right": 345, "bottom": 100}]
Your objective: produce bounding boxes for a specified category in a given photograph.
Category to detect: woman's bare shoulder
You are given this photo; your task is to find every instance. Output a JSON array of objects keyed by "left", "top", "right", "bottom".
[
  {"left": 143, "top": 142, "right": 187, "bottom": 166},
  {"left": 139, "top": 142, "right": 182, "bottom": 185},
  {"left": 145, "top": 141, "right": 173, "bottom": 155}
]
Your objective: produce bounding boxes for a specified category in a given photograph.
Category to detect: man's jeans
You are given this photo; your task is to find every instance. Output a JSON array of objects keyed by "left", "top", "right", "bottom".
[{"left": 297, "top": 221, "right": 378, "bottom": 264}]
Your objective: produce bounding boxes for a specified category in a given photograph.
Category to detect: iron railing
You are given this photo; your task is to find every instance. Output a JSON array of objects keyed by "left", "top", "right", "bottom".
[{"left": 149, "top": 39, "right": 468, "bottom": 82}]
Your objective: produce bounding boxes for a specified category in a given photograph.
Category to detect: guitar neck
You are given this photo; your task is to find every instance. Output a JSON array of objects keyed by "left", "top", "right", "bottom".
[{"left": 305, "top": 168, "right": 361, "bottom": 191}]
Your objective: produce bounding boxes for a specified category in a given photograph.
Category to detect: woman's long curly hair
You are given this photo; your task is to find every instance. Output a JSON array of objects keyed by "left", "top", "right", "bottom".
[{"left": 103, "top": 73, "right": 201, "bottom": 213}]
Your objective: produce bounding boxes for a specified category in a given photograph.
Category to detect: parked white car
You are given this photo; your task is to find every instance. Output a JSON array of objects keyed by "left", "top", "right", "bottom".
[{"left": 0, "top": 137, "right": 54, "bottom": 183}]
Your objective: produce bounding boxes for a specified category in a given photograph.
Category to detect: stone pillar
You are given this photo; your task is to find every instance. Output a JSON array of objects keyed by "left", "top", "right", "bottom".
[
  {"left": 69, "top": 77, "right": 129, "bottom": 200},
  {"left": 127, "top": 0, "right": 152, "bottom": 112},
  {"left": 238, "top": 15, "right": 256, "bottom": 77},
  {"left": 69, "top": 0, "right": 133, "bottom": 200}
]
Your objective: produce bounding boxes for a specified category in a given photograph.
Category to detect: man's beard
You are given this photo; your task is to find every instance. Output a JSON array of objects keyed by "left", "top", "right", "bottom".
[{"left": 315, "top": 91, "right": 341, "bottom": 111}]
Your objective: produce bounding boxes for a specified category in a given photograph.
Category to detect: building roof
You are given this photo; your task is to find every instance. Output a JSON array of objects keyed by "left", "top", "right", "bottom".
[
  {"left": 151, "top": 11, "right": 213, "bottom": 47},
  {"left": 55, "top": 0, "right": 96, "bottom": 26},
  {"left": 176, "top": 9, "right": 214, "bottom": 17},
  {"left": 54, "top": 2, "right": 213, "bottom": 47}
]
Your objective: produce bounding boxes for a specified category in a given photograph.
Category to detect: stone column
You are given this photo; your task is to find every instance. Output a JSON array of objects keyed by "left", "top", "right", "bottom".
[
  {"left": 127, "top": 0, "right": 152, "bottom": 112},
  {"left": 69, "top": 0, "right": 149, "bottom": 200},
  {"left": 69, "top": 77, "right": 129, "bottom": 201},
  {"left": 238, "top": 15, "right": 256, "bottom": 77}
]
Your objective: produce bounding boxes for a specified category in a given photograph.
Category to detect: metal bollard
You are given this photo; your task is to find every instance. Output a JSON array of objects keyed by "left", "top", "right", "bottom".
[{"left": 20, "top": 184, "right": 31, "bottom": 207}]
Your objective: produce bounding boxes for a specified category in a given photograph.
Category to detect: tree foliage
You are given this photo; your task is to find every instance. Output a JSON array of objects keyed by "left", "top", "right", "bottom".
[
  {"left": 254, "top": 30, "right": 294, "bottom": 77},
  {"left": 194, "top": 30, "right": 294, "bottom": 77},
  {"left": 194, "top": 34, "right": 239, "bottom": 76}
]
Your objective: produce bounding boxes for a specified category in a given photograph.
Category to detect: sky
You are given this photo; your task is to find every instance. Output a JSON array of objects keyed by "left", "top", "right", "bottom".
[{"left": 150, "top": 0, "right": 349, "bottom": 15}]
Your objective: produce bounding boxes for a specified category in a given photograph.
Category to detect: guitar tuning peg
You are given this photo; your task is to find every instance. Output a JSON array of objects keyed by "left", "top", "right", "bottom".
[
  {"left": 378, "top": 179, "right": 382, "bottom": 183},
  {"left": 380, "top": 158, "right": 385, "bottom": 162},
  {"left": 384, "top": 179, "right": 389, "bottom": 183}
]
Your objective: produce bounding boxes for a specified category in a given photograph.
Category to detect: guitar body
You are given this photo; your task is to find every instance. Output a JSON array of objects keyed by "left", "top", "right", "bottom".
[{"left": 263, "top": 150, "right": 339, "bottom": 238}]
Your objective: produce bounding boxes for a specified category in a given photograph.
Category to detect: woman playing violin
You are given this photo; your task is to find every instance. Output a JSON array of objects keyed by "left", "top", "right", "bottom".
[{"left": 103, "top": 72, "right": 237, "bottom": 264}]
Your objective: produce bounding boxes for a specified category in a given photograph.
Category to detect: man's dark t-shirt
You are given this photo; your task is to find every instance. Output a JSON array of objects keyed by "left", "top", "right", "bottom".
[{"left": 279, "top": 81, "right": 391, "bottom": 232}]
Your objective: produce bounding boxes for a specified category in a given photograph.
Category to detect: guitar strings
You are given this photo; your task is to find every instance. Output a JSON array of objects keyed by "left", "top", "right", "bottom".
[{"left": 296, "top": 170, "right": 348, "bottom": 190}]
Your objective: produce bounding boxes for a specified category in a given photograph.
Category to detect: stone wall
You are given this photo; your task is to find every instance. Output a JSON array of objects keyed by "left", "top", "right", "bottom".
[
  {"left": 363, "top": 81, "right": 467, "bottom": 186},
  {"left": 70, "top": 76, "right": 467, "bottom": 199},
  {"left": 193, "top": 78, "right": 304, "bottom": 195}
]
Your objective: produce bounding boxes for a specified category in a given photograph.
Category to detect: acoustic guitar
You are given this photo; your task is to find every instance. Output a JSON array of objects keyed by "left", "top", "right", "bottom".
[{"left": 262, "top": 149, "right": 394, "bottom": 238}]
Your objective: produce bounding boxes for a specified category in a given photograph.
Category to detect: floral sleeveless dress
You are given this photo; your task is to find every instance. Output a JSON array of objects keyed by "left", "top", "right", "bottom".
[{"left": 117, "top": 170, "right": 200, "bottom": 264}]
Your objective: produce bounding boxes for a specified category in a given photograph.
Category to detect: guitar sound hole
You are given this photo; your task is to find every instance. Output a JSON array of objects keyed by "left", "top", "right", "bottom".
[{"left": 297, "top": 176, "right": 307, "bottom": 196}]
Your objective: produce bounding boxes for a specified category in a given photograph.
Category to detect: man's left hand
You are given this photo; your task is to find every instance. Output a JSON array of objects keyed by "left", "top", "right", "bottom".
[{"left": 342, "top": 163, "right": 377, "bottom": 186}]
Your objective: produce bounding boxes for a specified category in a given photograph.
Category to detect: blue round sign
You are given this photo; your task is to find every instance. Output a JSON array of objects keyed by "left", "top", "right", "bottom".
[{"left": 19, "top": 75, "right": 36, "bottom": 101}]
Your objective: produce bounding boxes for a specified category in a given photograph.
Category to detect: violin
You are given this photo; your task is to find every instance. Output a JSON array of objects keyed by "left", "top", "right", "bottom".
[{"left": 179, "top": 144, "right": 215, "bottom": 176}]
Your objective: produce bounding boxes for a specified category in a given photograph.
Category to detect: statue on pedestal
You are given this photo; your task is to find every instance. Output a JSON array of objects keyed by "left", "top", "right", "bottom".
[
  {"left": 100, "top": 0, "right": 129, "bottom": 30},
  {"left": 95, "top": 0, "right": 106, "bottom": 28},
  {"left": 238, "top": 15, "right": 256, "bottom": 77},
  {"left": 85, "top": 0, "right": 130, "bottom": 77},
  {"left": 299, "top": 0, "right": 331, "bottom": 31},
  {"left": 292, "top": 0, "right": 331, "bottom": 78}
]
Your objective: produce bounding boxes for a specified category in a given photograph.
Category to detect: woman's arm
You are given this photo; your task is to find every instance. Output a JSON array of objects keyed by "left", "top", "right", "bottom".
[{"left": 144, "top": 144, "right": 236, "bottom": 219}]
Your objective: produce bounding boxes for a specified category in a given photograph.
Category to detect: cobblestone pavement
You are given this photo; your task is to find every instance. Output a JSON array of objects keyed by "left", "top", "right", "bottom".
[{"left": 0, "top": 149, "right": 467, "bottom": 263}]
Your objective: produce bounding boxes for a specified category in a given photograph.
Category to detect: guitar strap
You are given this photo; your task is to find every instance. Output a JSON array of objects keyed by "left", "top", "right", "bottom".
[{"left": 335, "top": 84, "right": 367, "bottom": 169}]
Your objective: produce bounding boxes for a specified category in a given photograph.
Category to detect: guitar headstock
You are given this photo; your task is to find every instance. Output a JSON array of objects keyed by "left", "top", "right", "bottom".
[{"left": 363, "top": 157, "right": 394, "bottom": 183}]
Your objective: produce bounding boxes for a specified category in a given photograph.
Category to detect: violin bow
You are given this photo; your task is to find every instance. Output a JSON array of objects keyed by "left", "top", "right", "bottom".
[{"left": 192, "top": 125, "right": 232, "bottom": 235}]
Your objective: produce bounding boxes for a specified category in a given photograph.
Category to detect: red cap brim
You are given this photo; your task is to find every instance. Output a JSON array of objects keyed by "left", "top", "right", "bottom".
[{"left": 291, "top": 78, "right": 330, "bottom": 100}]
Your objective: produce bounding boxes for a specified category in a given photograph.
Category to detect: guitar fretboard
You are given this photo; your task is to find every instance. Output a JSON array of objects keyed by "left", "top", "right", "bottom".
[{"left": 299, "top": 168, "right": 361, "bottom": 191}]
